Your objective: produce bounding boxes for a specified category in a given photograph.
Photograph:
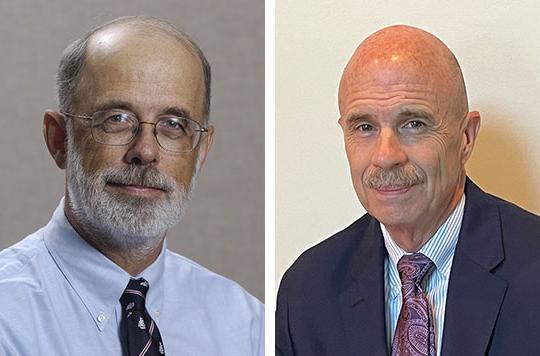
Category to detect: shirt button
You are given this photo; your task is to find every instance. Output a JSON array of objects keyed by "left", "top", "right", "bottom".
[
  {"left": 97, "top": 313, "right": 107, "bottom": 323},
  {"left": 155, "top": 310, "right": 160, "bottom": 318}
]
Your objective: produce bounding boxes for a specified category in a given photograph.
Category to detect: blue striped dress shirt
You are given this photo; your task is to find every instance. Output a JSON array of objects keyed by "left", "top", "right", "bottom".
[{"left": 381, "top": 194, "right": 465, "bottom": 356}]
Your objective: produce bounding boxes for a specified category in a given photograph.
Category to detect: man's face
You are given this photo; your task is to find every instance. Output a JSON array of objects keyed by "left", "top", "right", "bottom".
[
  {"left": 65, "top": 28, "right": 211, "bottom": 249},
  {"left": 338, "top": 60, "right": 470, "bottom": 232}
]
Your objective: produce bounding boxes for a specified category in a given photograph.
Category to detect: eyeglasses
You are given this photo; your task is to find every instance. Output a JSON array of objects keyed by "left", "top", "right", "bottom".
[{"left": 61, "top": 110, "right": 209, "bottom": 153}]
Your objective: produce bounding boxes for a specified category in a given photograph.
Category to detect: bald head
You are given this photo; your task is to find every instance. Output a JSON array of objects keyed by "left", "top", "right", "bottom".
[{"left": 339, "top": 25, "right": 468, "bottom": 121}]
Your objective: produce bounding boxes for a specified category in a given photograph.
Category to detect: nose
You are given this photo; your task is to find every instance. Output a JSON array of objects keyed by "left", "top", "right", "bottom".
[
  {"left": 370, "top": 128, "right": 407, "bottom": 169},
  {"left": 124, "top": 122, "right": 160, "bottom": 165}
]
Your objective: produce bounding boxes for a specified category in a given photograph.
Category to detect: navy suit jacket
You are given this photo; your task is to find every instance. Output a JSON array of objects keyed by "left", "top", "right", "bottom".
[{"left": 276, "top": 179, "right": 540, "bottom": 355}]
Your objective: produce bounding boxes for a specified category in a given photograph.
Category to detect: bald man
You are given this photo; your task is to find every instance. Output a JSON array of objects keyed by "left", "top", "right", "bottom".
[
  {"left": 0, "top": 16, "right": 263, "bottom": 355},
  {"left": 276, "top": 25, "right": 540, "bottom": 356}
]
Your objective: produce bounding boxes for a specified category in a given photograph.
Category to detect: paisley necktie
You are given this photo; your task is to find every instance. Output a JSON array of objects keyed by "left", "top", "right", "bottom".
[{"left": 391, "top": 253, "right": 436, "bottom": 356}]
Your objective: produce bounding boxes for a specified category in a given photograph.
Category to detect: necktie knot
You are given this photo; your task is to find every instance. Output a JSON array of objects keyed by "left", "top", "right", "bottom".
[
  {"left": 120, "top": 278, "right": 150, "bottom": 312},
  {"left": 397, "top": 253, "right": 434, "bottom": 293}
]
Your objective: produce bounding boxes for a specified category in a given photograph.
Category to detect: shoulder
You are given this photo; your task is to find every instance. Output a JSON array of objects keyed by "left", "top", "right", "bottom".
[
  {"left": 163, "top": 251, "right": 264, "bottom": 353},
  {"left": 164, "top": 249, "right": 263, "bottom": 318},
  {"left": 472, "top": 184, "right": 540, "bottom": 244},
  {"left": 488, "top": 192, "right": 540, "bottom": 229},
  {"left": 464, "top": 180, "right": 540, "bottom": 270},
  {"left": 466, "top": 178, "right": 540, "bottom": 230},
  {"left": 0, "top": 230, "right": 54, "bottom": 342},
  {"left": 285, "top": 213, "right": 373, "bottom": 272},
  {"left": 487, "top": 193, "right": 540, "bottom": 257},
  {"left": 0, "top": 229, "right": 49, "bottom": 285},
  {"left": 279, "top": 213, "right": 374, "bottom": 293}
]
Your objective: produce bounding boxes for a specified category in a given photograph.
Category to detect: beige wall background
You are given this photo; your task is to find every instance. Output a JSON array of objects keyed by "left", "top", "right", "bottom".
[
  {"left": 0, "top": 0, "right": 264, "bottom": 301},
  {"left": 276, "top": 0, "right": 540, "bottom": 287}
]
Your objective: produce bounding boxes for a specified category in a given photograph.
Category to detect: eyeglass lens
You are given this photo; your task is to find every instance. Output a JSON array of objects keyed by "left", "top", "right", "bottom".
[{"left": 90, "top": 110, "right": 202, "bottom": 153}]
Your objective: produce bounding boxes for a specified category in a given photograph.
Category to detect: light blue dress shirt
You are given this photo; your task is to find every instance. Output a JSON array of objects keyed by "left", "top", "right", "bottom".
[
  {"left": 0, "top": 199, "right": 264, "bottom": 355},
  {"left": 382, "top": 194, "right": 465, "bottom": 356}
]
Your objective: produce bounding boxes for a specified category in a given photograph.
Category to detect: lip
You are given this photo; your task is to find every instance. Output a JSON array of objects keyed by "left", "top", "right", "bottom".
[
  {"left": 107, "top": 182, "right": 165, "bottom": 198},
  {"left": 373, "top": 185, "right": 411, "bottom": 196}
]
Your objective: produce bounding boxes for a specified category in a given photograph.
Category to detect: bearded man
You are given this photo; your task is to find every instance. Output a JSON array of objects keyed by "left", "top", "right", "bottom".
[
  {"left": 276, "top": 25, "right": 540, "bottom": 356},
  {"left": 0, "top": 16, "right": 263, "bottom": 355}
]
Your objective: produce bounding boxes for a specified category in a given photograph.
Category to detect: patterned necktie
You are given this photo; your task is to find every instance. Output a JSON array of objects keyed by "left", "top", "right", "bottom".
[
  {"left": 391, "top": 253, "right": 436, "bottom": 356},
  {"left": 120, "top": 278, "right": 165, "bottom": 356}
]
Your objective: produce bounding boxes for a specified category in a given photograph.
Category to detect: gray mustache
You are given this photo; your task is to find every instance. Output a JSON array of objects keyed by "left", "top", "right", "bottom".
[
  {"left": 102, "top": 166, "right": 176, "bottom": 192},
  {"left": 364, "top": 166, "right": 426, "bottom": 189}
]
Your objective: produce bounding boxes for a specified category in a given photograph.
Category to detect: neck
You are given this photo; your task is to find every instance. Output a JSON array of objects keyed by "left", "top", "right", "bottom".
[
  {"left": 99, "top": 244, "right": 163, "bottom": 276},
  {"left": 385, "top": 225, "right": 432, "bottom": 253},
  {"left": 386, "top": 190, "right": 464, "bottom": 253},
  {"left": 63, "top": 203, "right": 164, "bottom": 276}
]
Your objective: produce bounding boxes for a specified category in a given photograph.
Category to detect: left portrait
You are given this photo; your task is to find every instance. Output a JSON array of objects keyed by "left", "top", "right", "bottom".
[{"left": 0, "top": 1, "right": 264, "bottom": 355}]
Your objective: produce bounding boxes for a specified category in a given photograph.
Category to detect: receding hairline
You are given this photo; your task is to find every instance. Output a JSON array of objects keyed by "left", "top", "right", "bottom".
[
  {"left": 57, "top": 15, "right": 211, "bottom": 122},
  {"left": 89, "top": 16, "right": 201, "bottom": 58}
]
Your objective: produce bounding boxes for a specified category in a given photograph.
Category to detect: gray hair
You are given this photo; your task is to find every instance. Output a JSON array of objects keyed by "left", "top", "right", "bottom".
[{"left": 56, "top": 16, "right": 211, "bottom": 122}]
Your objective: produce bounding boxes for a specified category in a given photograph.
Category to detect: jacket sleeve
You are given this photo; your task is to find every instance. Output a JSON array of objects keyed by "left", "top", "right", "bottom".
[{"left": 276, "top": 273, "right": 295, "bottom": 356}]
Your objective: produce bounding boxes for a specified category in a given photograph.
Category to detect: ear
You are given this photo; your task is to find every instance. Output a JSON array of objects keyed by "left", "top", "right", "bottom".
[
  {"left": 461, "top": 110, "right": 481, "bottom": 165},
  {"left": 196, "top": 124, "right": 215, "bottom": 169},
  {"left": 43, "top": 110, "right": 67, "bottom": 169},
  {"left": 337, "top": 116, "right": 346, "bottom": 132}
]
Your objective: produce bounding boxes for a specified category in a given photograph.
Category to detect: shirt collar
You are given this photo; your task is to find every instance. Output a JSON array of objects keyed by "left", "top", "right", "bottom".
[
  {"left": 43, "top": 198, "right": 166, "bottom": 331},
  {"left": 382, "top": 193, "right": 466, "bottom": 281}
]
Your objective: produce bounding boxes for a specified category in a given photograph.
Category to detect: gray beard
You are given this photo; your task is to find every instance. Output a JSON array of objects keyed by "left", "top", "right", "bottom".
[{"left": 65, "top": 132, "right": 199, "bottom": 257}]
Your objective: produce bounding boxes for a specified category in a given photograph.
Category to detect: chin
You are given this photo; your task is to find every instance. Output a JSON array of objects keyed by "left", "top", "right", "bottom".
[{"left": 369, "top": 206, "right": 418, "bottom": 227}]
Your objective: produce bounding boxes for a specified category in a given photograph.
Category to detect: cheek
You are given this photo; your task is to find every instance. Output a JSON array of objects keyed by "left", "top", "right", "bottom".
[
  {"left": 69, "top": 128, "right": 111, "bottom": 173},
  {"left": 345, "top": 141, "right": 371, "bottom": 176},
  {"left": 416, "top": 135, "right": 463, "bottom": 188},
  {"left": 438, "top": 135, "right": 463, "bottom": 173},
  {"left": 344, "top": 141, "right": 373, "bottom": 204},
  {"left": 163, "top": 152, "right": 199, "bottom": 185},
  {"left": 83, "top": 145, "right": 124, "bottom": 173}
]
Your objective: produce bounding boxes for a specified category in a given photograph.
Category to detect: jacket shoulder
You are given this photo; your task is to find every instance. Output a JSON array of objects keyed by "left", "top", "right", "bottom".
[
  {"left": 279, "top": 213, "right": 373, "bottom": 291},
  {"left": 488, "top": 192, "right": 540, "bottom": 225},
  {"left": 487, "top": 192, "right": 540, "bottom": 252}
]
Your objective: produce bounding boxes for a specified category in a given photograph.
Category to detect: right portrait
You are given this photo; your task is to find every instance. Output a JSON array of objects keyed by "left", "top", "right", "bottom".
[{"left": 275, "top": 1, "right": 540, "bottom": 355}]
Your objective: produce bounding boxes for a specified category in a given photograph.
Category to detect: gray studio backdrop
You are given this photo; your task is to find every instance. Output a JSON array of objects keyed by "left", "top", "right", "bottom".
[{"left": 0, "top": 1, "right": 264, "bottom": 301}]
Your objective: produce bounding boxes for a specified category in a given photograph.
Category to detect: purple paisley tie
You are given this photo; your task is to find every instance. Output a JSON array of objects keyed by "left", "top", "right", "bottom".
[{"left": 391, "top": 253, "right": 436, "bottom": 356}]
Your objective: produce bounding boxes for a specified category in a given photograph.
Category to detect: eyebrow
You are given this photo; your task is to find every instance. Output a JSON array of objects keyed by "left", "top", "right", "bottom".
[
  {"left": 344, "top": 107, "right": 435, "bottom": 128},
  {"left": 397, "top": 108, "right": 434, "bottom": 121},
  {"left": 94, "top": 100, "right": 193, "bottom": 120},
  {"left": 162, "top": 107, "right": 192, "bottom": 119},
  {"left": 94, "top": 100, "right": 134, "bottom": 113},
  {"left": 345, "top": 113, "right": 373, "bottom": 126}
]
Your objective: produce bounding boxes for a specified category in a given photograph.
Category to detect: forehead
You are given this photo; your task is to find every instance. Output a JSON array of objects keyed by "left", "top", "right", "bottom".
[
  {"left": 73, "top": 26, "right": 205, "bottom": 118},
  {"left": 339, "top": 63, "right": 447, "bottom": 119}
]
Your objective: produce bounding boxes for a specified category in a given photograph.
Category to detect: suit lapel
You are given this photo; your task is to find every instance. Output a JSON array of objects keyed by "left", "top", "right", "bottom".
[
  {"left": 340, "top": 218, "right": 389, "bottom": 356},
  {"left": 441, "top": 180, "right": 508, "bottom": 356}
]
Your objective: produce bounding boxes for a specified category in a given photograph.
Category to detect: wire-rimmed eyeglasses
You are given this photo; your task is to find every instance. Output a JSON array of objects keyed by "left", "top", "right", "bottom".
[{"left": 61, "top": 109, "right": 209, "bottom": 153}]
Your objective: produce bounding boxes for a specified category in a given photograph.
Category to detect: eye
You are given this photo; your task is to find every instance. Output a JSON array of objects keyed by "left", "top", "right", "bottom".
[
  {"left": 164, "top": 118, "right": 183, "bottom": 129},
  {"left": 354, "top": 123, "right": 375, "bottom": 132},
  {"left": 402, "top": 120, "right": 426, "bottom": 130},
  {"left": 97, "top": 111, "right": 135, "bottom": 133},
  {"left": 98, "top": 111, "right": 133, "bottom": 124},
  {"left": 158, "top": 117, "right": 190, "bottom": 137},
  {"left": 107, "top": 114, "right": 129, "bottom": 123}
]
